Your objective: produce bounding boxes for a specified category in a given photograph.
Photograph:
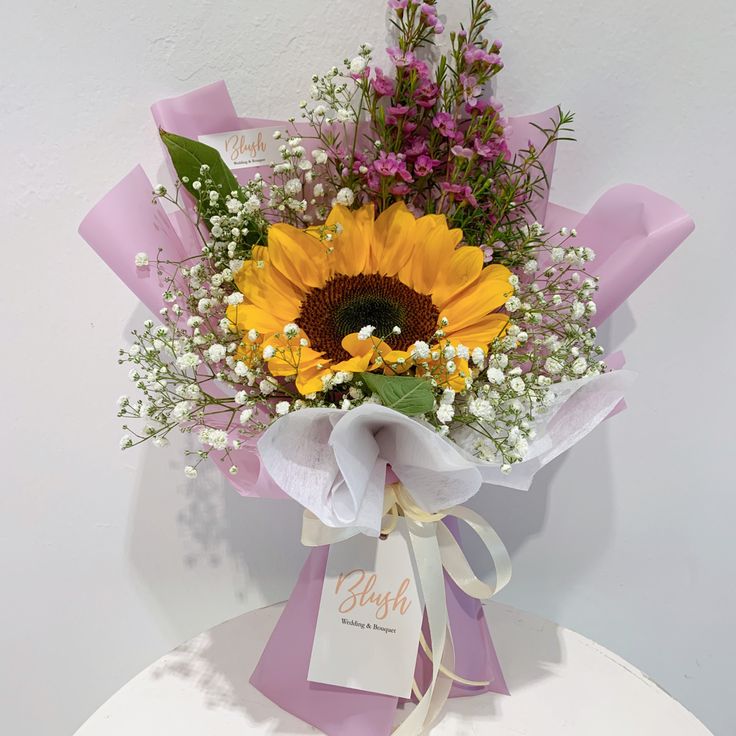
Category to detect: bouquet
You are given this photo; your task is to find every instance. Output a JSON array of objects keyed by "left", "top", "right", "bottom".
[{"left": 80, "top": 2, "right": 693, "bottom": 733}]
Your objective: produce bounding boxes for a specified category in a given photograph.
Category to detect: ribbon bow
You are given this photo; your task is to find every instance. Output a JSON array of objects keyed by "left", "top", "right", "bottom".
[{"left": 302, "top": 483, "right": 512, "bottom": 736}]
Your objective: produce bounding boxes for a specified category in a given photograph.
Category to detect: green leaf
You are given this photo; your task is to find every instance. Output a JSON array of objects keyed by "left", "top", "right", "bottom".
[
  {"left": 360, "top": 373, "right": 434, "bottom": 417},
  {"left": 159, "top": 130, "right": 239, "bottom": 199}
]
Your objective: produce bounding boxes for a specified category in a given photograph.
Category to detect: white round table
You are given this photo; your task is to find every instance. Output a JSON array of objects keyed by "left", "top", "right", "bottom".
[{"left": 74, "top": 602, "right": 711, "bottom": 735}]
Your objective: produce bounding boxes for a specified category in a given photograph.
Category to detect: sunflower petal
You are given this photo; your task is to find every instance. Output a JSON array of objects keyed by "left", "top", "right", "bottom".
[
  {"left": 431, "top": 246, "right": 484, "bottom": 306},
  {"left": 268, "top": 223, "right": 330, "bottom": 289},
  {"left": 228, "top": 304, "right": 282, "bottom": 335},
  {"left": 296, "top": 364, "right": 331, "bottom": 395},
  {"left": 447, "top": 313, "right": 509, "bottom": 348},
  {"left": 234, "top": 261, "right": 302, "bottom": 320},
  {"left": 373, "top": 202, "right": 417, "bottom": 277},
  {"left": 325, "top": 204, "right": 374, "bottom": 276},
  {"left": 441, "top": 265, "right": 513, "bottom": 332},
  {"left": 401, "top": 218, "right": 463, "bottom": 294}
]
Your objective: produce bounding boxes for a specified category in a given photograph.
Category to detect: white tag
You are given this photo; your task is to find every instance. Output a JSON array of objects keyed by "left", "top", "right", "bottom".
[
  {"left": 308, "top": 518, "right": 425, "bottom": 698},
  {"left": 198, "top": 126, "right": 283, "bottom": 169}
]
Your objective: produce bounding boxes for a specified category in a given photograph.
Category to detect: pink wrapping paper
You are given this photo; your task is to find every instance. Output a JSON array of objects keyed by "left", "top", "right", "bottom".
[
  {"left": 250, "top": 519, "right": 507, "bottom": 736},
  {"left": 79, "top": 81, "right": 694, "bottom": 735}
]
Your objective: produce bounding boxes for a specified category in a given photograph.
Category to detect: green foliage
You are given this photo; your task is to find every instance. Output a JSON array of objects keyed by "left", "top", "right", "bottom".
[
  {"left": 360, "top": 372, "right": 435, "bottom": 416},
  {"left": 160, "top": 130, "right": 239, "bottom": 199}
]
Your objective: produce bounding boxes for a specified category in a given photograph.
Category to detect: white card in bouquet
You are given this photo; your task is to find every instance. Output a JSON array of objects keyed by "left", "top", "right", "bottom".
[
  {"left": 308, "top": 518, "right": 425, "bottom": 698},
  {"left": 198, "top": 126, "right": 283, "bottom": 170}
]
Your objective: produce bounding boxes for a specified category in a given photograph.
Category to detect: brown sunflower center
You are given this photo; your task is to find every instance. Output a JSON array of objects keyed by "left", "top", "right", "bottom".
[{"left": 296, "top": 273, "right": 439, "bottom": 363}]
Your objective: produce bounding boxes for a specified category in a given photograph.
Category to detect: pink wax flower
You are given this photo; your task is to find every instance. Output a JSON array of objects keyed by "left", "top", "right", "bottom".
[
  {"left": 386, "top": 104, "right": 414, "bottom": 125},
  {"left": 390, "top": 182, "right": 411, "bottom": 196},
  {"left": 451, "top": 144, "right": 475, "bottom": 159},
  {"left": 432, "top": 111, "right": 458, "bottom": 137},
  {"left": 481, "top": 245, "right": 494, "bottom": 263},
  {"left": 388, "top": 0, "right": 408, "bottom": 9},
  {"left": 403, "top": 136, "right": 428, "bottom": 158},
  {"left": 414, "top": 154, "right": 441, "bottom": 176},
  {"left": 387, "top": 47, "right": 416, "bottom": 68},
  {"left": 473, "top": 137, "right": 500, "bottom": 159},
  {"left": 415, "top": 80, "right": 440, "bottom": 108},
  {"left": 460, "top": 73, "right": 482, "bottom": 106},
  {"left": 388, "top": 104, "right": 411, "bottom": 116},
  {"left": 463, "top": 44, "right": 502, "bottom": 68},
  {"left": 440, "top": 181, "right": 478, "bottom": 207},
  {"left": 372, "top": 67, "right": 396, "bottom": 97},
  {"left": 373, "top": 151, "right": 413, "bottom": 182}
]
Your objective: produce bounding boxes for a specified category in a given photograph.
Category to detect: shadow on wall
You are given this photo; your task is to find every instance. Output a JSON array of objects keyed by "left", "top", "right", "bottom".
[{"left": 126, "top": 434, "right": 308, "bottom": 636}]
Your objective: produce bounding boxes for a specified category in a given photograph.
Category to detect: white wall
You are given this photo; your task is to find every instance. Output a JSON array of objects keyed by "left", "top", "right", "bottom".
[{"left": 1, "top": 1, "right": 733, "bottom": 734}]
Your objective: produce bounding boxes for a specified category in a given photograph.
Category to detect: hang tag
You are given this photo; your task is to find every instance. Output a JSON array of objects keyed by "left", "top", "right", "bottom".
[
  {"left": 308, "top": 518, "right": 425, "bottom": 698},
  {"left": 198, "top": 126, "right": 283, "bottom": 170}
]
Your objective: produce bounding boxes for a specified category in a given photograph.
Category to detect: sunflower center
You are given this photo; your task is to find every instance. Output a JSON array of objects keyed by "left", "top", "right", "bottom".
[{"left": 297, "top": 273, "right": 439, "bottom": 363}]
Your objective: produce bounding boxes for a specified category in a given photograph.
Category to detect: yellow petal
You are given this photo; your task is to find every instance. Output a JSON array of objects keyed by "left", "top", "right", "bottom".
[
  {"left": 400, "top": 218, "right": 462, "bottom": 294},
  {"left": 440, "top": 265, "right": 512, "bottom": 331},
  {"left": 431, "top": 246, "right": 484, "bottom": 306},
  {"left": 296, "top": 364, "right": 331, "bottom": 395},
  {"left": 333, "top": 353, "right": 372, "bottom": 372},
  {"left": 342, "top": 333, "right": 392, "bottom": 359},
  {"left": 234, "top": 261, "right": 303, "bottom": 321},
  {"left": 325, "top": 204, "right": 374, "bottom": 276},
  {"left": 267, "top": 346, "right": 324, "bottom": 376},
  {"left": 446, "top": 314, "right": 509, "bottom": 348},
  {"left": 381, "top": 349, "right": 413, "bottom": 374},
  {"left": 373, "top": 202, "right": 417, "bottom": 277},
  {"left": 268, "top": 223, "right": 330, "bottom": 289},
  {"left": 229, "top": 304, "right": 282, "bottom": 335}
]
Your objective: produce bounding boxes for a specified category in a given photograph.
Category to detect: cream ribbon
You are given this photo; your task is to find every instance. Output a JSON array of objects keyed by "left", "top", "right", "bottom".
[{"left": 301, "top": 483, "right": 512, "bottom": 735}]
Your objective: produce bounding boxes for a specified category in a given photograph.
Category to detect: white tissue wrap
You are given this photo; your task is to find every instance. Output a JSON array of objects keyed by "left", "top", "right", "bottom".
[{"left": 257, "top": 370, "right": 636, "bottom": 536}]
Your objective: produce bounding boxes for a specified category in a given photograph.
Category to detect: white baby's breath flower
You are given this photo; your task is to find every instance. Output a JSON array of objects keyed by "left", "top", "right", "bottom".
[
  {"left": 358, "top": 325, "right": 375, "bottom": 340},
  {"left": 510, "top": 377, "right": 526, "bottom": 394},
  {"left": 349, "top": 56, "right": 367, "bottom": 74},
  {"left": 436, "top": 403, "right": 454, "bottom": 424},
  {"left": 172, "top": 400, "right": 193, "bottom": 420},
  {"left": 199, "top": 427, "right": 228, "bottom": 450},
  {"left": 284, "top": 178, "right": 302, "bottom": 196},
  {"left": 544, "top": 357, "right": 563, "bottom": 375},
  {"left": 411, "top": 341, "right": 430, "bottom": 359},
  {"left": 469, "top": 398, "right": 494, "bottom": 422},
  {"left": 572, "top": 356, "right": 588, "bottom": 375},
  {"left": 176, "top": 352, "right": 200, "bottom": 370},
  {"left": 207, "top": 344, "right": 226, "bottom": 362},
  {"left": 134, "top": 252, "right": 149, "bottom": 268},
  {"left": 239, "top": 408, "right": 254, "bottom": 424},
  {"left": 184, "top": 465, "right": 198, "bottom": 479},
  {"left": 312, "top": 149, "right": 329, "bottom": 165},
  {"left": 486, "top": 366, "right": 504, "bottom": 384},
  {"left": 336, "top": 187, "right": 355, "bottom": 206},
  {"left": 275, "top": 401, "right": 290, "bottom": 416}
]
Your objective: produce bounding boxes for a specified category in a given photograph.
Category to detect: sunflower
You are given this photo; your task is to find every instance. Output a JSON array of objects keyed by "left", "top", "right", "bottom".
[{"left": 227, "top": 202, "right": 512, "bottom": 395}]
